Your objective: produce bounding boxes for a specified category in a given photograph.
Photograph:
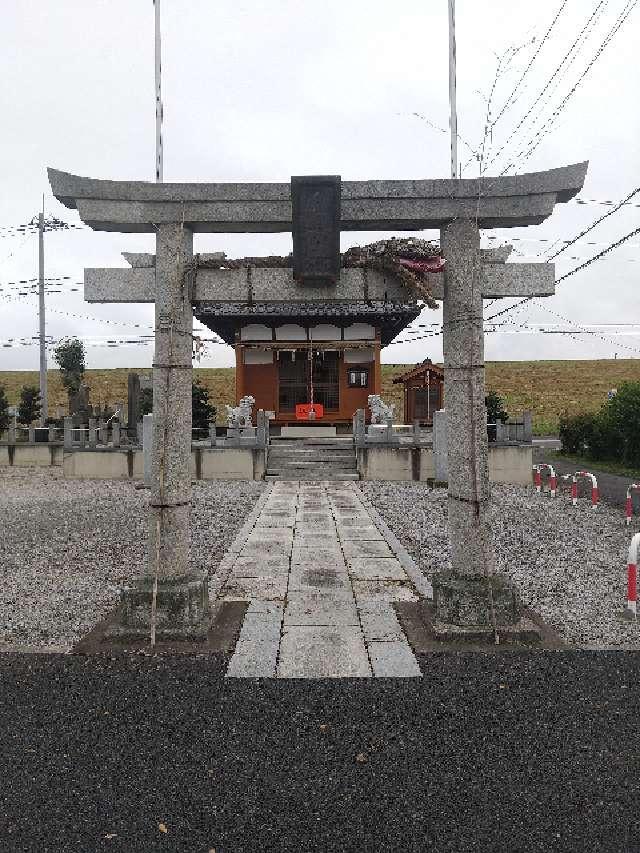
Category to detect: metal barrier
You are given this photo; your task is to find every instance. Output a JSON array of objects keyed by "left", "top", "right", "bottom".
[
  {"left": 571, "top": 470, "right": 599, "bottom": 509},
  {"left": 533, "top": 463, "right": 557, "bottom": 496},
  {"left": 626, "top": 533, "right": 640, "bottom": 616},
  {"left": 625, "top": 484, "right": 640, "bottom": 526}
]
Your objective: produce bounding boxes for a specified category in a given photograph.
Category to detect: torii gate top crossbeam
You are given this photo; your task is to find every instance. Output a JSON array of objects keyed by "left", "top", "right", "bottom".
[{"left": 48, "top": 162, "right": 587, "bottom": 233}]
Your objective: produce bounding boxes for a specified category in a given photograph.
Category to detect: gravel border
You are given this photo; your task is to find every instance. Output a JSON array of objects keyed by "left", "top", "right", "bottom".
[
  {"left": 0, "top": 467, "right": 265, "bottom": 650},
  {"left": 360, "top": 481, "right": 640, "bottom": 648}
]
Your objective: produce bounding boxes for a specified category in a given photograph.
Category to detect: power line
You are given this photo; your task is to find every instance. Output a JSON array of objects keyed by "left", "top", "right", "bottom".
[
  {"left": 548, "top": 185, "right": 640, "bottom": 259},
  {"left": 482, "top": 223, "right": 640, "bottom": 327},
  {"left": 501, "top": 0, "right": 638, "bottom": 173},
  {"left": 488, "top": 0, "right": 606, "bottom": 169},
  {"left": 491, "top": 0, "right": 569, "bottom": 128}
]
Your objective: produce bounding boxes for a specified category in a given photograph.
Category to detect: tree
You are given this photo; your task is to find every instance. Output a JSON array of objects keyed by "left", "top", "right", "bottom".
[
  {"left": 0, "top": 385, "right": 9, "bottom": 432},
  {"left": 17, "top": 386, "right": 42, "bottom": 425},
  {"left": 53, "top": 337, "right": 86, "bottom": 395},
  {"left": 140, "top": 387, "right": 153, "bottom": 416},
  {"left": 192, "top": 379, "right": 216, "bottom": 432},
  {"left": 485, "top": 391, "right": 509, "bottom": 442}
]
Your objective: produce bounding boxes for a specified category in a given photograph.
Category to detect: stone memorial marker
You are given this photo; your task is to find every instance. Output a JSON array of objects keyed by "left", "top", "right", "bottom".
[{"left": 49, "top": 162, "right": 587, "bottom": 641}]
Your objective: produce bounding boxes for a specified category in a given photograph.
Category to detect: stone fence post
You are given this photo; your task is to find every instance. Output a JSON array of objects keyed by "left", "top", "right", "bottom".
[
  {"left": 63, "top": 417, "right": 73, "bottom": 449},
  {"left": 523, "top": 410, "right": 533, "bottom": 444},
  {"left": 433, "top": 409, "right": 448, "bottom": 482},
  {"left": 256, "top": 410, "right": 267, "bottom": 446},
  {"left": 98, "top": 419, "right": 108, "bottom": 445},
  {"left": 112, "top": 421, "right": 120, "bottom": 447},
  {"left": 28, "top": 425, "right": 35, "bottom": 444},
  {"left": 88, "top": 418, "right": 97, "bottom": 448},
  {"left": 143, "top": 413, "right": 153, "bottom": 486}
]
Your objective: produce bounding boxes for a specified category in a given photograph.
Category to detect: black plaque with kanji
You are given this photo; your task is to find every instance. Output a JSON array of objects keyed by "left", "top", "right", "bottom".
[{"left": 291, "top": 175, "right": 341, "bottom": 285}]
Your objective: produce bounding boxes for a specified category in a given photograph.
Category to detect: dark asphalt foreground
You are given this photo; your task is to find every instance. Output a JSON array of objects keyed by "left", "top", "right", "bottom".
[{"left": 2, "top": 653, "right": 640, "bottom": 853}]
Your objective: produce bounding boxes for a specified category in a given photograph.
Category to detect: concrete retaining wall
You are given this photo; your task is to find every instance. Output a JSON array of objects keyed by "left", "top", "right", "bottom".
[
  {"left": 488, "top": 444, "right": 533, "bottom": 485},
  {"left": 199, "top": 448, "right": 266, "bottom": 480},
  {"left": 63, "top": 449, "right": 136, "bottom": 480},
  {"left": 357, "top": 447, "right": 435, "bottom": 481},
  {"left": 58, "top": 447, "right": 266, "bottom": 481},
  {"left": 357, "top": 444, "right": 532, "bottom": 485},
  {"left": 0, "top": 444, "right": 64, "bottom": 467}
]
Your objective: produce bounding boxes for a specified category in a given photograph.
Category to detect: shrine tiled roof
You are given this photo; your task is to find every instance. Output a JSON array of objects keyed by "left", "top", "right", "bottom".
[{"left": 195, "top": 301, "right": 421, "bottom": 346}]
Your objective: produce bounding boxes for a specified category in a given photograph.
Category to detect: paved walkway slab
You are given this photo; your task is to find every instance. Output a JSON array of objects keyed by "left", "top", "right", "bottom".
[{"left": 216, "top": 482, "right": 423, "bottom": 679}]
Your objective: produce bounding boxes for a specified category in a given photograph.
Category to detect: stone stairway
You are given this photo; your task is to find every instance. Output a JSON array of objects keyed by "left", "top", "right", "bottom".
[{"left": 265, "top": 438, "right": 359, "bottom": 481}]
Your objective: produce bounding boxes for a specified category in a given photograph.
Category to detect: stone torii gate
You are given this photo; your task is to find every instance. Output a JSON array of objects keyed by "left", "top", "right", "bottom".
[{"left": 49, "top": 162, "right": 587, "bottom": 641}]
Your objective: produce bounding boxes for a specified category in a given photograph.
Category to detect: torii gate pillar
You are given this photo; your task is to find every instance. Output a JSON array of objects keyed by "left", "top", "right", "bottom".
[
  {"left": 119, "top": 224, "right": 208, "bottom": 639},
  {"left": 435, "top": 219, "right": 509, "bottom": 636}
]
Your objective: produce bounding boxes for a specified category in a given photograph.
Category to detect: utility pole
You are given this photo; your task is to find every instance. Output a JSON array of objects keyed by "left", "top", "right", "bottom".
[
  {"left": 154, "top": 0, "right": 163, "bottom": 182},
  {"left": 38, "top": 200, "right": 47, "bottom": 424},
  {"left": 447, "top": 0, "right": 458, "bottom": 179}
]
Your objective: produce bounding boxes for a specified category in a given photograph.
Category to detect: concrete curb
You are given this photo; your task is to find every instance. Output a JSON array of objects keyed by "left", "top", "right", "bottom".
[{"left": 357, "top": 485, "right": 434, "bottom": 600}]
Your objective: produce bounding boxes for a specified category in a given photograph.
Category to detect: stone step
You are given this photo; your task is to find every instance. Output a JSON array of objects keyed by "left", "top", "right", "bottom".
[
  {"left": 269, "top": 468, "right": 359, "bottom": 475},
  {"left": 268, "top": 453, "right": 356, "bottom": 464},
  {"left": 265, "top": 472, "right": 360, "bottom": 481},
  {"left": 269, "top": 439, "right": 354, "bottom": 447},
  {"left": 268, "top": 446, "right": 355, "bottom": 456}
]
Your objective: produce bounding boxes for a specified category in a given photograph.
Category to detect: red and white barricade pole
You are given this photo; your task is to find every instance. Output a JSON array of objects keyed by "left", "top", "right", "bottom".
[
  {"left": 627, "top": 533, "right": 640, "bottom": 616},
  {"left": 625, "top": 484, "right": 640, "bottom": 526},
  {"left": 571, "top": 471, "right": 598, "bottom": 509},
  {"left": 532, "top": 463, "right": 557, "bottom": 496}
]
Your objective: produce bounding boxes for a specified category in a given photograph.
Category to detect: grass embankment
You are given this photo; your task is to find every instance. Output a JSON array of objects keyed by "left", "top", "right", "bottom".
[{"left": 1, "top": 360, "right": 638, "bottom": 434}]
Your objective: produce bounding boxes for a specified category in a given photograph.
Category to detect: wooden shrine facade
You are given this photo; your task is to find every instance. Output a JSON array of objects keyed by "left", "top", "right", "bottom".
[
  {"left": 393, "top": 359, "right": 444, "bottom": 426},
  {"left": 196, "top": 300, "right": 420, "bottom": 426}
]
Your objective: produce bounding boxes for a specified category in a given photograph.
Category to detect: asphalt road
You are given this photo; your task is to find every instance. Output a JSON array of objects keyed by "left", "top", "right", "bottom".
[{"left": 2, "top": 651, "right": 640, "bottom": 853}]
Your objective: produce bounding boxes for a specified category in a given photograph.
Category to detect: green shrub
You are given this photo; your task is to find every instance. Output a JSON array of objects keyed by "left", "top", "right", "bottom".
[
  {"left": 17, "top": 386, "right": 42, "bottom": 425},
  {"left": 192, "top": 379, "right": 216, "bottom": 432},
  {"left": 559, "top": 412, "right": 596, "bottom": 455},
  {"left": 560, "top": 382, "right": 640, "bottom": 466},
  {"left": 0, "top": 385, "right": 9, "bottom": 432},
  {"left": 485, "top": 391, "right": 509, "bottom": 442}
]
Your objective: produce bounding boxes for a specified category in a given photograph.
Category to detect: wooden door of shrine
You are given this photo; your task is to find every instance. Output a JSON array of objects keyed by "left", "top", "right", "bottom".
[{"left": 277, "top": 350, "right": 339, "bottom": 418}]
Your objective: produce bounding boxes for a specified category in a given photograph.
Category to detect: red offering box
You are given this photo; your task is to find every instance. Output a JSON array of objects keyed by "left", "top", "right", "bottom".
[{"left": 295, "top": 403, "right": 324, "bottom": 420}]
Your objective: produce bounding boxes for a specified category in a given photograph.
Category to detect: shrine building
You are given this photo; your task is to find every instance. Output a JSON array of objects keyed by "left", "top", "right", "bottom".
[
  {"left": 195, "top": 299, "right": 420, "bottom": 427},
  {"left": 392, "top": 359, "right": 444, "bottom": 426}
]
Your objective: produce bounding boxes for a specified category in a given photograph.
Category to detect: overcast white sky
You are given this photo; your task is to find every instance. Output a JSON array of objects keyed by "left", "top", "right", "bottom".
[{"left": 1, "top": 0, "right": 639, "bottom": 370}]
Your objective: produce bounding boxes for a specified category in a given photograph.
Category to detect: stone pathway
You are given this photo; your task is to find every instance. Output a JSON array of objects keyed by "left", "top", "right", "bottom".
[{"left": 214, "top": 481, "right": 425, "bottom": 678}]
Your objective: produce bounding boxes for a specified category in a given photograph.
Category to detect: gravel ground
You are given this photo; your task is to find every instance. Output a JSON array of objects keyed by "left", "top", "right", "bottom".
[
  {"left": 1, "top": 652, "right": 639, "bottom": 852},
  {"left": 0, "top": 467, "right": 264, "bottom": 649},
  {"left": 361, "top": 481, "right": 640, "bottom": 648}
]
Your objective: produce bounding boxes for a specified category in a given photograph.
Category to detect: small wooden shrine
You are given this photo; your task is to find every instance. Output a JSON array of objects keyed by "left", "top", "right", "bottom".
[
  {"left": 392, "top": 359, "right": 444, "bottom": 425},
  {"left": 197, "top": 301, "right": 420, "bottom": 427}
]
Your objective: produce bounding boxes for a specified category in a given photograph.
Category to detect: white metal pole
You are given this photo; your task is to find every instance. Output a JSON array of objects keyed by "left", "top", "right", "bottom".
[
  {"left": 38, "top": 206, "right": 47, "bottom": 424},
  {"left": 154, "top": 0, "right": 163, "bottom": 182},
  {"left": 448, "top": 0, "right": 458, "bottom": 180}
]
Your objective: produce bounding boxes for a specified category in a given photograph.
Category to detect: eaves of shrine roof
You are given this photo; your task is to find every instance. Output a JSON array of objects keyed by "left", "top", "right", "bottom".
[
  {"left": 392, "top": 360, "right": 445, "bottom": 384},
  {"left": 194, "top": 301, "right": 421, "bottom": 347}
]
